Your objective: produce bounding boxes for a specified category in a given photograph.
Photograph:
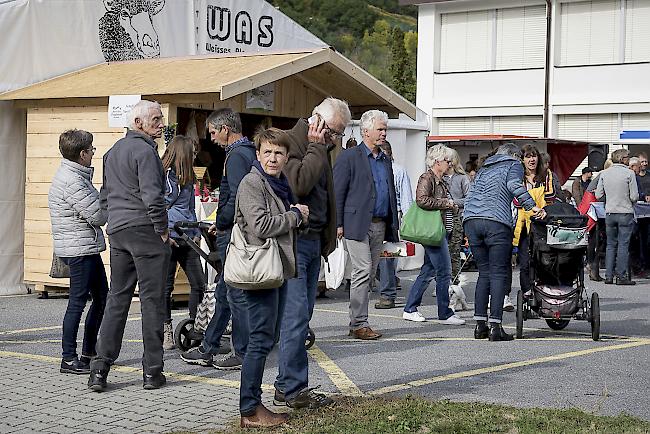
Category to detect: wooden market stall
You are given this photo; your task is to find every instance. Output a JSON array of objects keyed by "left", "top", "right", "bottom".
[{"left": 0, "top": 47, "right": 417, "bottom": 297}]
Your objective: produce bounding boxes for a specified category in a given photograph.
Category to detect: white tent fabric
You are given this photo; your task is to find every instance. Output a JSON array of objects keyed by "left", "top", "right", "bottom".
[{"left": 0, "top": 0, "right": 326, "bottom": 294}]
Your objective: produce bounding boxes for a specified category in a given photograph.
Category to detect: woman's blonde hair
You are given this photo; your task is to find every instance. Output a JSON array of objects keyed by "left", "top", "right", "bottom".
[
  {"left": 449, "top": 148, "right": 466, "bottom": 175},
  {"left": 426, "top": 144, "right": 453, "bottom": 170}
]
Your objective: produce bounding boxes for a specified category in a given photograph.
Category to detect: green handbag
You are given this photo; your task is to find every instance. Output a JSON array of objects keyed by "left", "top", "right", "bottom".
[{"left": 399, "top": 204, "right": 445, "bottom": 246}]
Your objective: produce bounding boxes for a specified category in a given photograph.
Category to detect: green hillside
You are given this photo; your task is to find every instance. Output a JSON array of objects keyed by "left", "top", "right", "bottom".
[{"left": 270, "top": 0, "right": 418, "bottom": 103}]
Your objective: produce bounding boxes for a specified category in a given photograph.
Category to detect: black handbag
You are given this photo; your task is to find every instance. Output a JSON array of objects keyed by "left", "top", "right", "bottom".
[{"left": 49, "top": 253, "right": 70, "bottom": 279}]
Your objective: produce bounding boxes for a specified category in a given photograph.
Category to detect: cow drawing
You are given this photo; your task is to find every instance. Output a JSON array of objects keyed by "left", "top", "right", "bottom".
[{"left": 98, "top": 0, "right": 165, "bottom": 62}]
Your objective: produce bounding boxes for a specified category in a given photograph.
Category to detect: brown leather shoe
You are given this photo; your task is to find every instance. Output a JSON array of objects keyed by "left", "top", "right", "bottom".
[
  {"left": 240, "top": 404, "right": 288, "bottom": 428},
  {"left": 348, "top": 327, "right": 382, "bottom": 340}
]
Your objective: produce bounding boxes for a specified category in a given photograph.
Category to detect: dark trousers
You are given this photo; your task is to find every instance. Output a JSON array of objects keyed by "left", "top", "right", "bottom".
[
  {"left": 61, "top": 254, "right": 108, "bottom": 360},
  {"left": 465, "top": 219, "right": 513, "bottom": 324},
  {"left": 240, "top": 282, "right": 286, "bottom": 416},
  {"left": 518, "top": 227, "right": 532, "bottom": 293},
  {"left": 91, "top": 225, "right": 170, "bottom": 375},
  {"left": 164, "top": 238, "right": 206, "bottom": 321},
  {"left": 202, "top": 228, "right": 249, "bottom": 358},
  {"left": 275, "top": 237, "right": 320, "bottom": 399}
]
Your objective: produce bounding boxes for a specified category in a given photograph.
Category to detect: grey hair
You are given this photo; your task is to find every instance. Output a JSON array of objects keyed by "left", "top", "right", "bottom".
[
  {"left": 206, "top": 107, "right": 242, "bottom": 134},
  {"left": 611, "top": 148, "right": 630, "bottom": 164},
  {"left": 360, "top": 110, "right": 388, "bottom": 133},
  {"left": 312, "top": 97, "right": 351, "bottom": 127},
  {"left": 426, "top": 144, "right": 454, "bottom": 169},
  {"left": 629, "top": 156, "right": 640, "bottom": 167},
  {"left": 496, "top": 142, "right": 522, "bottom": 159},
  {"left": 127, "top": 100, "right": 161, "bottom": 130},
  {"left": 449, "top": 148, "right": 466, "bottom": 175}
]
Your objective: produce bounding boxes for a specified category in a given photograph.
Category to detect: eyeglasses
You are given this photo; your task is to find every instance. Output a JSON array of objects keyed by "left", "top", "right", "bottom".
[{"left": 84, "top": 147, "right": 96, "bottom": 153}]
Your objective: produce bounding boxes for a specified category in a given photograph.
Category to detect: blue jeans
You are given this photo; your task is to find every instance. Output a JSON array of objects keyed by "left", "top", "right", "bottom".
[
  {"left": 605, "top": 213, "right": 634, "bottom": 279},
  {"left": 61, "top": 254, "right": 108, "bottom": 360},
  {"left": 202, "top": 229, "right": 249, "bottom": 358},
  {"left": 275, "top": 238, "right": 320, "bottom": 399},
  {"left": 464, "top": 218, "right": 513, "bottom": 324},
  {"left": 404, "top": 237, "right": 454, "bottom": 320},
  {"left": 378, "top": 258, "right": 397, "bottom": 301},
  {"left": 240, "top": 282, "right": 287, "bottom": 416}
]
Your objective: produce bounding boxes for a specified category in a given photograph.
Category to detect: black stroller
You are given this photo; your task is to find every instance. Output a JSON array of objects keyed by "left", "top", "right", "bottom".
[
  {"left": 172, "top": 221, "right": 316, "bottom": 351},
  {"left": 516, "top": 202, "right": 601, "bottom": 341}
]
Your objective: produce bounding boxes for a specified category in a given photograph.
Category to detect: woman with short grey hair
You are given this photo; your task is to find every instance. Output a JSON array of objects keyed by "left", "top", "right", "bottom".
[
  {"left": 48, "top": 129, "right": 108, "bottom": 374},
  {"left": 464, "top": 143, "right": 545, "bottom": 341},
  {"left": 403, "top": 144, "right": 465, "bottom": 325}
]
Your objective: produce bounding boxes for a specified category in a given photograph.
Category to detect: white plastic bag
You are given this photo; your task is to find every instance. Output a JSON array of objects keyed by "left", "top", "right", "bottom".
[{"left": 325, "top": 239, "right": 348, "bottom": 290}]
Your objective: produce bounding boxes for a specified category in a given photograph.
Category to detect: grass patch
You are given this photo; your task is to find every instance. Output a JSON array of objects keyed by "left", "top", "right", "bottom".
[{"left": 206, "top": 396, "right": 650, "bottom": 434}]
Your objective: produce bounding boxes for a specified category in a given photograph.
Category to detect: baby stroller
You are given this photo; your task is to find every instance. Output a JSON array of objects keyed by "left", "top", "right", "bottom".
[
  {"left": 172, "top": 221, "right": 316, "bottom": 351},
  {"left": 516, "top": 202, "right": 601, "bottom": 341}
]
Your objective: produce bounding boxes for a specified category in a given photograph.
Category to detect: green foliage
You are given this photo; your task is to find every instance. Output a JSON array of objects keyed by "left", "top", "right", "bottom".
[{"left": 270, "top": 0, "right": 418, "bottom": 103}]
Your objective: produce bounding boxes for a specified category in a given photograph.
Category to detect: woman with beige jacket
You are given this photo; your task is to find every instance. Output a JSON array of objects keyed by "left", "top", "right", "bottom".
[{"left": 235, "top": 128, "right": 309, "bottom": 429}]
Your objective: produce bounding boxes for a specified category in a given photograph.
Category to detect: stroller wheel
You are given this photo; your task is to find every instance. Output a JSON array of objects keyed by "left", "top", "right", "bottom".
[
  {"left": 545, "top": 319, "right": 570, "bottom": 330},
  {"left": 516, "top": 290, "right": 524, "bottom": 339},
  {"left": 175, "top": 318, "right": 202, "bottom": 352},
  {"left": 305, "top": 327, "right": 316, "bottom": 349},
  {"left": 590, "top": 292, "right": 600, "bottom": 341}
]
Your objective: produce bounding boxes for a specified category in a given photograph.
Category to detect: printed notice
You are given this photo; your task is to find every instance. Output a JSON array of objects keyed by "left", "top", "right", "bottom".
[{"left": 108, "top": 95, "right": 141, "bottom": 128}]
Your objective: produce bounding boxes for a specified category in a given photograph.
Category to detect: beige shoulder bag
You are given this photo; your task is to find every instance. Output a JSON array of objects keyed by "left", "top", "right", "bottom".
[{"left": 223, "top": 192, "right": 284, "bottom": 290}]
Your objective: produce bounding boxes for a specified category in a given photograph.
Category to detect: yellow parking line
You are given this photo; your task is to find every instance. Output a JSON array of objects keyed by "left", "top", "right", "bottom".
[
  {"left": 0, "top": 348, "right": 275, "bottom": 392},
  {"left": 367, "top": 338, "right": 650, "bottom": 396},
  {"left": 315, "top": 336, "right": 625, "bottom": 343},
  {"left": 313, "top": 307, "right": 636, "bottom": 339},
  {"left": 0, "top": 312, "right": 187, "bottom": 336},
  {"left": 308, "top": 344, "right": 363, "bottom": 396}
]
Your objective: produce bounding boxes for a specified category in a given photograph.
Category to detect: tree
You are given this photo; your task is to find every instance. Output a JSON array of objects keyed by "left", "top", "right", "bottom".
[{"left": 389, "top": 27, "right": 416, "bottom": 103}]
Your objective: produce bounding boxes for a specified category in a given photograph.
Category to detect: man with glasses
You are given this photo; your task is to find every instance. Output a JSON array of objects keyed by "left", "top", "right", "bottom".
[
  {"left": 333, "top": 110, "right": 400, "bottom": 340},
  {"left": 271, "top": 98, "right": 349, "bottom": 410},
  {"left": 89, "top": 100, "right": 171, "bottom": 391},
  {"left": 180, "top": 108, "right": 256, "bottom": 370}
]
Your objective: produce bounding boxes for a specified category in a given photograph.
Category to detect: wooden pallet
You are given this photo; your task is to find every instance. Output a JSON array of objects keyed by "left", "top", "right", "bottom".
[{"left": 34, "top": 284, "right": 68, "bottom": 299}]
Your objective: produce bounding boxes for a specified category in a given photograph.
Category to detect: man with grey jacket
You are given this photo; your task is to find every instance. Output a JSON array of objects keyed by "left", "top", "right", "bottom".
[
  {"left": 49, "top": 129, "right": 108, "bottom": 375},
  {"left": 89, "top": 100, "right": 171, "bottom": 391},
  {"left": 596, "top": 148, "right": 639, "bottom": 285}
]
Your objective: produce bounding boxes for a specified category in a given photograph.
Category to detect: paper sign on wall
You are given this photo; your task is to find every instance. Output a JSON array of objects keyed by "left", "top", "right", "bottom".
[
  {"left": 246, "top": 84, "right": 275, "bottom": 111},
  {"left": 108, "top": 95, "right": 141, "bottom": 128}
]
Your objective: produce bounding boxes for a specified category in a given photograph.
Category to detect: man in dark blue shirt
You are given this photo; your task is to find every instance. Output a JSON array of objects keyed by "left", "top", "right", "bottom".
[{"left": 333, "top": 110, "right": 399, "bottom": 340}]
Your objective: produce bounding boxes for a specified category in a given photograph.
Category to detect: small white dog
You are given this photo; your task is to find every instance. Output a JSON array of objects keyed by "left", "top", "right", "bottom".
[{"left": 448, "top": 274, "right": 470, "bottom": 311}]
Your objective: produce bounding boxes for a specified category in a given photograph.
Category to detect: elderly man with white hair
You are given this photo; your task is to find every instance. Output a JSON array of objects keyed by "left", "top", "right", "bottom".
[
  {"left": 89, "top": 100, "right": 171, "bottom": 392},
  {"left": 333, "top": 110, "right": 399, "bottom": 340},
  {"left": 266, "top": 97, "right": 350, "bottom": 410}
]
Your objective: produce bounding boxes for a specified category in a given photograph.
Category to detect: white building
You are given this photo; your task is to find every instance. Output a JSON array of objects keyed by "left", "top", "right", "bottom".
[{"left": 403, "top": 0, "right": 650, "bottom": 169}]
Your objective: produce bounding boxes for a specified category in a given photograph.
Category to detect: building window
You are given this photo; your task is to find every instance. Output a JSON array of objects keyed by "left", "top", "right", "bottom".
[
  {"left": 439, "top": 5, "right": 546, "bottom": 73},
  {"left": 559, "top": 0, "right": 650, "bottom": 66},
  {"left": 557, "top": 114, "right": 619, "bottom": 142},
  {"left": 440, "top": 10, "right": 492, "bottom": 72},
  {"left": 625, "top": 0, "right": 650, "bottom": 62},
  {"left": 438, "top": 116, "right": 543, "bottom": 136},
  {"left": 496, "top": 5, "right": 547, "bottom": 69}
]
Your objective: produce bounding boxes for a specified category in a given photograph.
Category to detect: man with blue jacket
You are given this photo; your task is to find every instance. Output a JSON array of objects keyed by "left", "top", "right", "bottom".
[
  {"left": 333, "top": 110, "right": 399, "bottom": 340},
  {"left": 181, "top": 108, "right": 256, "bottom": 370},
  {"left": 463, "top": 143, "right": 545, "bottom": 342}
]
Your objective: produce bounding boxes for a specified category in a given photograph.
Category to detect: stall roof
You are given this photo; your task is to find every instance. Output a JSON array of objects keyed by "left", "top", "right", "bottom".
[{"left": 0, "top": 48, "right": 416, "bottom": 119}]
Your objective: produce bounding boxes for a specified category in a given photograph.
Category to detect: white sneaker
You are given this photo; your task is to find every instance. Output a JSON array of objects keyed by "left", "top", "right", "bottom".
[
  {"left": 403, "top": 311, "right": 426, "bottom": 322},
  {"left": 441, "top": 314, "right": 466, "bottom": 325},
  {"left": 503, "top": 295, "right": 514, "bottom": 312},
  {"left": 163, "top": 321, "right": 175, "bottom": 350}
]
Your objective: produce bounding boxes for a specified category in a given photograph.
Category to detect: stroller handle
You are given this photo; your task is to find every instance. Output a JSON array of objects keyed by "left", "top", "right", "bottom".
[{"left": 173, "top": 221, "right": 213, "bottom": 237}]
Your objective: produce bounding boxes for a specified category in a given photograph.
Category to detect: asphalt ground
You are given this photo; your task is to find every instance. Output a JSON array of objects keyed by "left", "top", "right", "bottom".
[{"left": 0, "top": 268, "right": 648, "bottom": 433}]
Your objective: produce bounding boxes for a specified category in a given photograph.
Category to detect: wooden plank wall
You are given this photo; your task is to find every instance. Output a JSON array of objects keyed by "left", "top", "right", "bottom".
[{"left": 23, "top": 104, "right": 185, "bottom": 290}]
